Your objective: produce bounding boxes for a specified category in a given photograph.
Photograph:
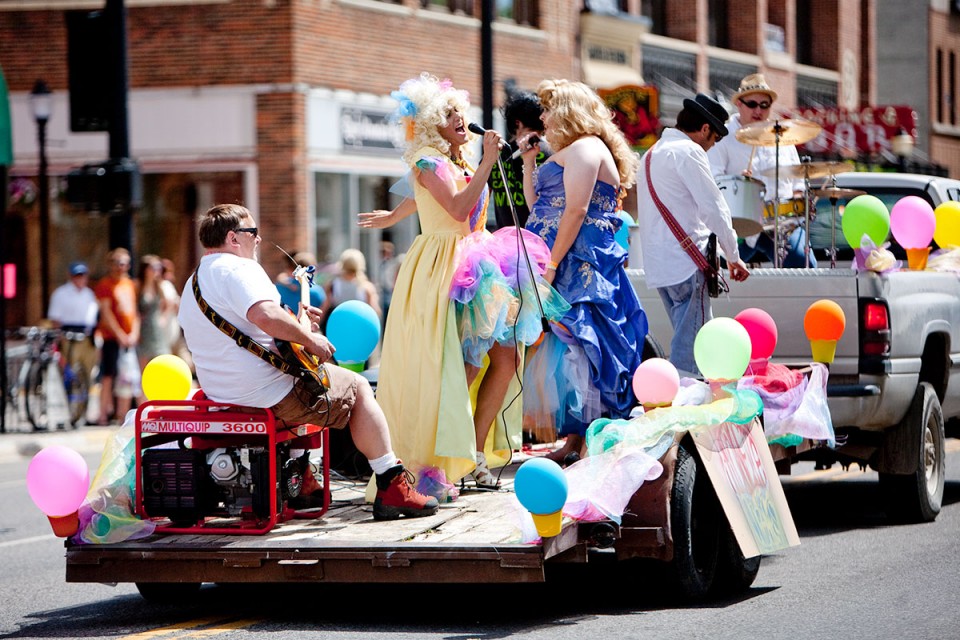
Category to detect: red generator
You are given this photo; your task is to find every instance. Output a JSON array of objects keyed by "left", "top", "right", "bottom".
[{"left": 134, "top": 396, "right": 330, "bottom": 535}]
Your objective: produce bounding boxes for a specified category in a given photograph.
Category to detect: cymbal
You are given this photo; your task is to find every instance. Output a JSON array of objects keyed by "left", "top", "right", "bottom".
[
  {"left": 735, "top": 118, "right": 823, "bottom": 147},
  {"left": 810, "top": 186, "right": 866, "bottom": 199},
  {"left": 759, "top": 161, "right": 853, "bottom": 180}
]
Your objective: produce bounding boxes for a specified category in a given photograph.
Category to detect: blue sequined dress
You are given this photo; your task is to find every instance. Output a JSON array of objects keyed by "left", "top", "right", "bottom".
[{"left": 523, "top": 161, "right": 649, "bottom": 438}]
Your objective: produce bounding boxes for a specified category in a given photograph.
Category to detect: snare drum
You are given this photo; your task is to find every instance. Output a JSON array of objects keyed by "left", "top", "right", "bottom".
[
  {"left": 763, "top": 197, "right": 806, "bottom": 221},
  {"left": 716, "top": 175, "right": 766, "bottom": 237}
]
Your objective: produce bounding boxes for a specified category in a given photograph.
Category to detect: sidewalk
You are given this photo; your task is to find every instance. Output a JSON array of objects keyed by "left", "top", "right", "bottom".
[{"left": 0, "top": 412, "right": 114, "bottom": 463}]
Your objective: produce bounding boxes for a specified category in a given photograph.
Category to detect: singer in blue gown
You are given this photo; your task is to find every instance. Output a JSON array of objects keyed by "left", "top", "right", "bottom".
[{"left": 520, "top": 79, "right": 648, "bottom": 460}]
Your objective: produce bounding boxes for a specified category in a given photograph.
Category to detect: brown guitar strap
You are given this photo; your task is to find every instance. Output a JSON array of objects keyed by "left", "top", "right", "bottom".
[{"left": 191, "top": 270, "right": 297, "bottom": 376}]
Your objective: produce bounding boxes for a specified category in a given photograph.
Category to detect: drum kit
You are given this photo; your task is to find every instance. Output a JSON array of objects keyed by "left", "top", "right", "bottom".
[{"left": 718, "top": 117, "right": 864, "bottom": 268}]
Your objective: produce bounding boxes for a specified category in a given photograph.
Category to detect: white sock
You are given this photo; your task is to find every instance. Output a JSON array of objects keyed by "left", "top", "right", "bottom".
[{"left": 369, "top": 452, "right": 399, "bottom": 476}]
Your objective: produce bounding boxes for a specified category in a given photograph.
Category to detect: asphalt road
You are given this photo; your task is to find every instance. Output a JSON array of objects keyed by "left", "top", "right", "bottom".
[{"left": 0, "top": 425, "right": 958, "bottom": 640}]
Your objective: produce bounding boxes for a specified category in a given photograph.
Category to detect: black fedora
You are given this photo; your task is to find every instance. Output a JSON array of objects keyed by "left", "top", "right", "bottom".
[{"left": 682, "top": 93, "right": 729, "bottom": 137}]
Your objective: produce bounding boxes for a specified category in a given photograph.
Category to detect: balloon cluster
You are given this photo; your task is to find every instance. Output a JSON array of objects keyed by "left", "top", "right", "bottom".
[
  {"left": 326, "top": 300, "right": 381, "bottom": 371},
  {"left": 842, "top": 193, "right": 960, "bottom": 271},
  {"left": 515, "top": 458, "right": 568, "bottom": 538}
]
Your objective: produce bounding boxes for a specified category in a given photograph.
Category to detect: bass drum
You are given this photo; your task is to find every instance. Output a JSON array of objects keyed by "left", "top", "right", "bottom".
[{"left": 717, "top": 175, "right": 766, "bottom": 237}]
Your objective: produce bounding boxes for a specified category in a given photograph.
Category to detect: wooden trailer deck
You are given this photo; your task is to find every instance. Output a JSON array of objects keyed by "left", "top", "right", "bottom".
[{"left": 65, "top": 468, "right": 585, "bottom": 587}]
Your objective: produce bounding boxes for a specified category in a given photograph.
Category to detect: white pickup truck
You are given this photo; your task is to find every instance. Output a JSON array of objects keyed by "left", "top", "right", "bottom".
[{"left": 629, "top": 172, "right": 960, "bottom": 524}]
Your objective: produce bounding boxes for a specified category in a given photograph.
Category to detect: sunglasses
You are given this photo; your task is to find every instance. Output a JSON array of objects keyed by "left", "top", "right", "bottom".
[
  {"left": 235, "top": 227, "right": 259, "bottom": 237},
  {"left": 740, "top": 98, "right": 772, "bottom": 110}
]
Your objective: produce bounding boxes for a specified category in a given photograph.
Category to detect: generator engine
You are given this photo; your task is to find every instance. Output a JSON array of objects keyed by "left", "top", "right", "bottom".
[{"left": 142, "top": 445, "right": 303, "bottom": 525}]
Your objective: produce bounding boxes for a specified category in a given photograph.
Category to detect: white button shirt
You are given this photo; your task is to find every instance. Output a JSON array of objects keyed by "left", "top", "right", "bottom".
[
  {"left": 708, "top": 114, "right": 804, "bottom": 202},
  {"left": 637, "top": 128, "right": 740, "bottom": 289}
]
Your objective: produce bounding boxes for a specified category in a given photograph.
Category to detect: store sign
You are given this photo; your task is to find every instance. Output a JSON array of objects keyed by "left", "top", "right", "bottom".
[
  {"left": 598, "top": 85, "right": 661, "bottom": 150},
  {"left": 340, "top": 107, "right": 404, "bottom": 154},
  {"left": 795, "top": 105, "right": 917, "bottom": 155}
]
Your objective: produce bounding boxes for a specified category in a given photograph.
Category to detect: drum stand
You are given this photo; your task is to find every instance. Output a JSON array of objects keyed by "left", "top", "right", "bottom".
[{"left": 771, "top": 122, "right": 784, "bottom": 268}]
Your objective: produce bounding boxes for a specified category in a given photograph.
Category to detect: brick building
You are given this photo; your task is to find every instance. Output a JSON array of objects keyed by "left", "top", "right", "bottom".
[{"left": 2, "top": 0, "right": 876, "bottom": 325}]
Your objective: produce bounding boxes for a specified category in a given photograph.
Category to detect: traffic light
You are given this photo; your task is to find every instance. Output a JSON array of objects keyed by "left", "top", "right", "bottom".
[
  {"left": 65, "top": 158, "right": 142, "bottom": 214},
  {"left": 65, "top": 9, "right": 112, "bottom": 132}
]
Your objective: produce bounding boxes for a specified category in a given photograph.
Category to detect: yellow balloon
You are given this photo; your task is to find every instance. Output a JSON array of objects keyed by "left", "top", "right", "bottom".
[
  {"left": 142, "top": 355, "right": 193, "bottom": 401},
  {"left": 934, "top": 201, "right": 960, "bottom": 249}
]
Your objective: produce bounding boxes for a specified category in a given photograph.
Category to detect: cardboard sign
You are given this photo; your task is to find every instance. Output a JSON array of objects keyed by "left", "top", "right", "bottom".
[{"left": 692, "top": 418, "right": 800, "bottom": 558}]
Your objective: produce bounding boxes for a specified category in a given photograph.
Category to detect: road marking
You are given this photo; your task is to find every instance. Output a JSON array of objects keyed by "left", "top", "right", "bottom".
[
  {"left": 0, "top": 534, "right": 61, "bottom": 549},
  {"left": 119, "top": 617, "right": 261, "bottom": 640}
]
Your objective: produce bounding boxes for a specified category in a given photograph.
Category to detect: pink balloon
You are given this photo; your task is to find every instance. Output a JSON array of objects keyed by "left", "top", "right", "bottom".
[
  {"left": 890, "top": 196, "right": 935, "bottom": 249},
  {"left": 632, "top": 358, "right": 680, "bottom": 406},
  {"left": 26, "top": 445, "right": 90, "bottom": 517},
  {"left": 735, "top": 308, "right": 778, "bottom": 360}
]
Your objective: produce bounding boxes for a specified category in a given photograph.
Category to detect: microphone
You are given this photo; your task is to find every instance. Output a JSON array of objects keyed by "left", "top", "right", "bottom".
[
  {"left": 510, "top": 135, "right": 540, "bottom": 160},
  {"left": 467, "top": 122, "right": 487, "bottom": 135}
]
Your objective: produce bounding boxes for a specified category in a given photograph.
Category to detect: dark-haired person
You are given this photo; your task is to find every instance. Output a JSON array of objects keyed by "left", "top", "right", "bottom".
[
  {"left": 637, "top": 93, "right": 750, "bottom": 377},
  {"left": 177, "top": 203, "right": 438, "bottom": 521},
  {"left": 490, "top": 89, "right": 550, "bottom": 229}
]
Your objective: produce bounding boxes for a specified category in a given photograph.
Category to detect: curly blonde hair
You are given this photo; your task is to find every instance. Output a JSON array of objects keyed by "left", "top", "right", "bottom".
[
  {"left": 392, "top": 73, "right": 474, "bottom": 166},
  {"left": 537, "top": 79, "right": 639, "bottom": 189}
]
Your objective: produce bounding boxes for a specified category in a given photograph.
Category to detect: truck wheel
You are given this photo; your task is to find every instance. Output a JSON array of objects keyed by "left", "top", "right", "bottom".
[
  {"left": 711, "top": 525, "right": 761, "bottom": 595},
  {"left": 135, "top": 582, "right": 202, "bottom": 603},
  {"left": 879, "top": 382, "right": 945, "bottom": 523},
  {"left": 668, "top": 443, "right": 721, "bottom": 599},
  {"left": 641, "top": 334, "right": 666, "bottom": 361}
]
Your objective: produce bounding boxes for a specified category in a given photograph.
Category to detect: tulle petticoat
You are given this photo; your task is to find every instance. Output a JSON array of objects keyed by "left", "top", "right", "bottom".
[
  {"left": 450, "top": 227, "right": 571, "bottom": 367},
  {"left": 522, "top": 326, "right": 604, "bottom": 443}
]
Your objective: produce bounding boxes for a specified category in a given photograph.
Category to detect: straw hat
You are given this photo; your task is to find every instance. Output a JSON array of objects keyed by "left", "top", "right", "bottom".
[{"left": 731, "top": 73, "right": 778, "bottom": 103}]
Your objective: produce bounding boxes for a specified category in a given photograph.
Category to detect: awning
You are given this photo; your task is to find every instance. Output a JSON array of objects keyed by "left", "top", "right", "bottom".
[
  {"left": 582, "top": 61, "right": 644, "bottom": 91},
  {"left": 0, "top": 66, "right": 12, "bottom": 166}
]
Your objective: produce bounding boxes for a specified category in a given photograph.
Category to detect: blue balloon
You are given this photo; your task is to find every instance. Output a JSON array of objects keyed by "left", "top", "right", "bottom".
[
  {"left": 614, "top": 210, "right": 635, "bottom": 250},
  {"left": 515, "top": 458, "right": 568, "bottom": 514},
  {"left": 326, "top": 300, "right": 381, "bottom": 364}
]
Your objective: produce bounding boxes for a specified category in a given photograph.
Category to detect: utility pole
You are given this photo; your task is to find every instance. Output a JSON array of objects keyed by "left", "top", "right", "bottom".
[
  {"left": 481, "top": 0, "right": 494, "bottom": 130},
  {"left": 106, "top": 0, "right": 134, "bottom": 253}
]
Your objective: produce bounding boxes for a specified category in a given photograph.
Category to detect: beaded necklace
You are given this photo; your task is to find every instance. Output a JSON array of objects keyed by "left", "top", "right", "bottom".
[{"left": 449, "top": 155, "right": 469, "bottom": 171}]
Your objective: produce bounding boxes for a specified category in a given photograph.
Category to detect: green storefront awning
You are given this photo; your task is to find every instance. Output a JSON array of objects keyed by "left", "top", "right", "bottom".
[{"left": 0, "top": 66, "right": 12, "bottom": 166}]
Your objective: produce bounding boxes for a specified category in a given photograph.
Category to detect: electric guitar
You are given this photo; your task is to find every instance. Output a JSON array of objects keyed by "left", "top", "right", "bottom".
[{"left": 275, "top": 265, "right": 329, "bottom": 396}]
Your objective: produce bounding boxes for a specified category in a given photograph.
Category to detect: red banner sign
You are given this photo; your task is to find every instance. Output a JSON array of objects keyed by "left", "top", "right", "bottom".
[{"left": 794, "top": 105, "right": 918, "bottom": 156}]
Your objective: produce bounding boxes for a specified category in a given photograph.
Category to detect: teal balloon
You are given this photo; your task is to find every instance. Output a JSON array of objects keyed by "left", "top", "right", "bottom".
[
  {"left": 841, "top": 194, "right": 890, "bottom": 249},
  {"left": 614, "top": 210, "right": 635, "bottom": 250},
  {"left": 515, "top": 457, "right": 568, "bottom": 514},
  {"left": 326, "top": 300, "right": 381, "bottom": 364},
  {"left": 693, "top": 317, "right": 752, "bottom": 381}
]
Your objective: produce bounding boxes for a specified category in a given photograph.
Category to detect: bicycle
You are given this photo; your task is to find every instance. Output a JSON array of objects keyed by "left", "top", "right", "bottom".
[{"left": 18, "top": 326, "right": 73, "bottom": 432}]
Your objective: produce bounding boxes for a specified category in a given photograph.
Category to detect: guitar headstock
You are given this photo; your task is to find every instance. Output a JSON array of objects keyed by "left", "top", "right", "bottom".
[{"left": 291, "top": 265, "right": 317, "bottom": 312}]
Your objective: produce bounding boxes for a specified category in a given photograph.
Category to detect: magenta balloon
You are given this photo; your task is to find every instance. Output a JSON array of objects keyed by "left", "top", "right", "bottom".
[
  {"left": 890, "top": 196, "right": 936, "bottom": 249},
  {"left": 632, "top": 358, "right": 681, "bottom": 406},
  {"left": 26, "top": 445, "right": 90, "bottom": 517},
  {"left": 734, "top": 308, "right": 778, "bottom": 360}
]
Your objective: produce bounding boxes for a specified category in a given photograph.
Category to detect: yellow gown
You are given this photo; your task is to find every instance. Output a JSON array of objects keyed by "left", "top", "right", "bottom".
[{"left": 376, "top": 147, "right": 522, "bottom": 485}]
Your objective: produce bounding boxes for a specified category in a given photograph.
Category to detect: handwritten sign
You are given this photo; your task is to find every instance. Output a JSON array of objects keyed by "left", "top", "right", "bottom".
[{"left": 692, "top": 418, "right": 799, "bottom": 557}]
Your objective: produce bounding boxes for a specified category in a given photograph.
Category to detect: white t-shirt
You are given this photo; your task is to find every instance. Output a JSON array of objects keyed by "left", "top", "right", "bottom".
[
  {"left": 48, "top": 283, "right": 99, "bottom": 333},
  {"left": 178, "top": 253, "right": 293, "bottom": 407}
]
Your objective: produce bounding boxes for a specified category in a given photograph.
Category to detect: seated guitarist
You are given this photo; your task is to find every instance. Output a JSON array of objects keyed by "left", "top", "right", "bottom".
[{"left": 177, "top": 204, "right": 438, "bottom": 521}]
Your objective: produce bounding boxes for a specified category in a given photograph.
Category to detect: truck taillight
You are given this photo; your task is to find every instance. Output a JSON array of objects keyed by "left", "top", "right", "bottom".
[{"left": 861, "top": 299, "right": 891, "bottom": 357}]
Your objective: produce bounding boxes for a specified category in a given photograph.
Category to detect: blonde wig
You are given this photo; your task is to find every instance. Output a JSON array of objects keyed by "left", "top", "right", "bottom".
[
  {"left": 392, "top": 73, "right": 474, "bottom": 166},
  {"left": 537, "top": 79, "right": 639, "bottom": 190}
]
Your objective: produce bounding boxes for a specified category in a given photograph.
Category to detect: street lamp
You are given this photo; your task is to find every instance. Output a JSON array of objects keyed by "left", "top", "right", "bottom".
[
  {"left": 29, "top": 79, "right": 51, "bottom": 317},
  {"left": 891, "top": 128, "right": 914, "bottom": 174}
]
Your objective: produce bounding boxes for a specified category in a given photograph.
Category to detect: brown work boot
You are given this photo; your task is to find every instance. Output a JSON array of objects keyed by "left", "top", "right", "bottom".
[{"left": 373, "top": 464, "right": 440, "bottom": 521}]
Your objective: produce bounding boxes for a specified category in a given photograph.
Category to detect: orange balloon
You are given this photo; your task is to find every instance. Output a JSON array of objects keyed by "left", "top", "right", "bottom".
[{"left": 804, "top": 299, "right": 846, "bottom": 341}]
